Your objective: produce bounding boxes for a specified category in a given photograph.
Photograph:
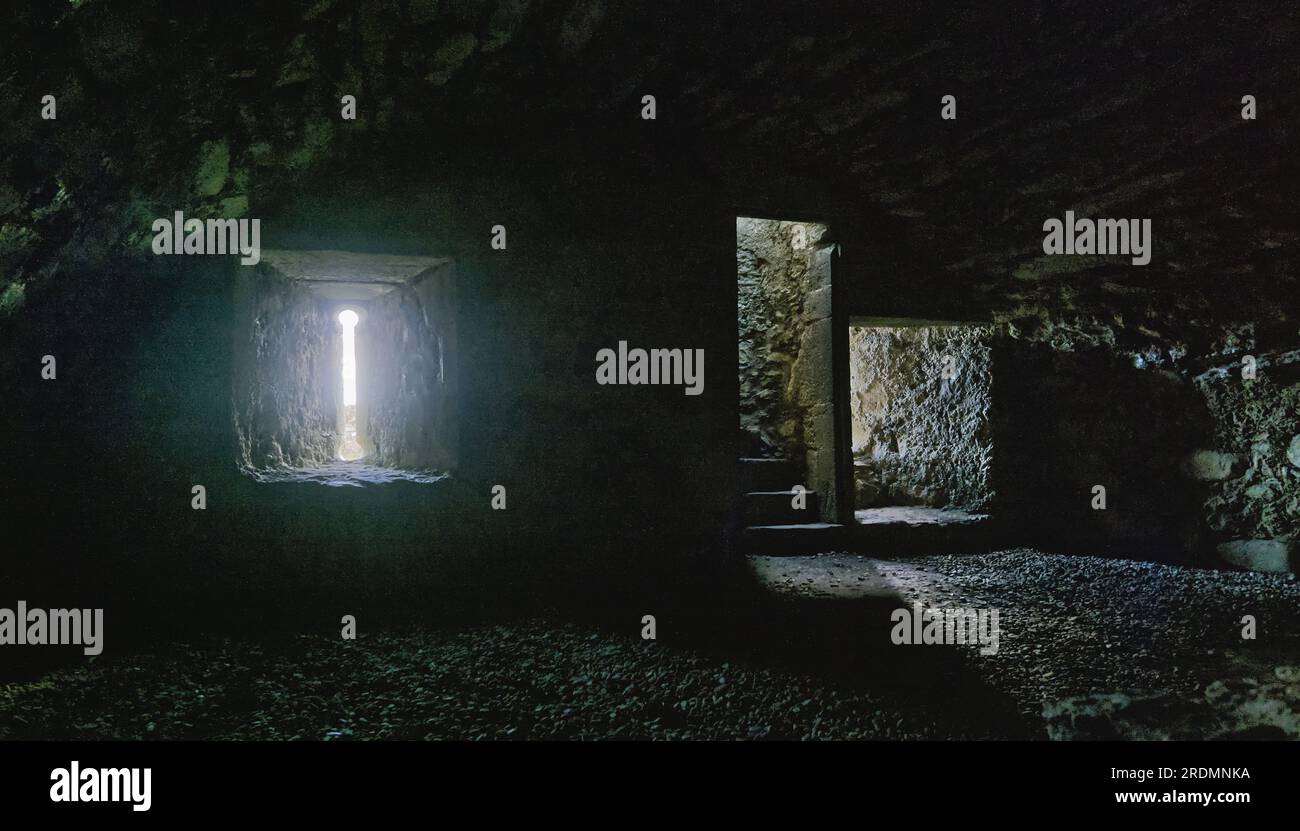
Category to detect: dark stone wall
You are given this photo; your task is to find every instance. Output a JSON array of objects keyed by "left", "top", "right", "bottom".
[
  {"left": 990, "top": 340, "right": 1212, "bottom": 562},
  {"left": 0, "top": 143, "right": 741, "bottom": 654}
]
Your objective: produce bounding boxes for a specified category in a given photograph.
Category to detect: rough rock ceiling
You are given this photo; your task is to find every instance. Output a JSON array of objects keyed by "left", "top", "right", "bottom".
[{"left": 3, "top": 1, "right": 1297, "bottom": 352}]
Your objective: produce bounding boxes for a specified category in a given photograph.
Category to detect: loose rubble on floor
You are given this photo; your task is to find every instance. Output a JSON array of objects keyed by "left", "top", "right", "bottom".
[{"left": 2, "top": 549, "right": 1296, "bottom": 740}]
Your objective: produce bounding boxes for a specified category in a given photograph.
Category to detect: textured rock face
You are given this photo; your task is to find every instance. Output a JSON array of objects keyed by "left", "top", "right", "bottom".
[
  {"left": 3, "top": 1, "right": 1296, "bottom": 357},
  {"left": 1216, "top": 539, "right": 1292, "bottom": 574},
  {"left": 1180, "top": 449, "right": 1243, "bottom": 481},
  {"left": 849, "top": 324, "right": 992, "bottom": 511},
  {"left": 232, "top": 261, "right": 458, "bottom": 476},
  {"left": 1195, "top": 361, "right": 1300, "bottom": 558},
  {"left": 1045, "top": 665, "right": 1300, "bottom": 740},
  {"left": 736, "top": 217, "right": 828, "bottom": 469},
  {"left": 232, "top": 271, "right": 337, "bottom": 471},
  {"left": 363, "top": 262, "right": 458, "bottom": 472}
]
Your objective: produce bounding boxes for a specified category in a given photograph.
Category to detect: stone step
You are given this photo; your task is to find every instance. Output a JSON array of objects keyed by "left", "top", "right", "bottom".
[
  {"left": 848, "top": 516, "right": 997, "bottom": 556},
  {"left": 743, "top": 515, "right": 999, "bottom": 557},
  {"left": 742, "top": 523, "right": 850, "bottom": 555},
  {"left": 743, "top": 489, "right": 821, "bottom": 525},
  {"left": 738, "top": 457, "right": 801, "bottom": 492}
]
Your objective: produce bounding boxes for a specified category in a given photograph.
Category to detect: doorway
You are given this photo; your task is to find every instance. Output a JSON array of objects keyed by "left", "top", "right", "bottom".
[
  {"left": 848, "top": 318, "right": 993, "bottom": 527},
  {"left": 736, "top": 215, "right": 845, "bottom": 531}
]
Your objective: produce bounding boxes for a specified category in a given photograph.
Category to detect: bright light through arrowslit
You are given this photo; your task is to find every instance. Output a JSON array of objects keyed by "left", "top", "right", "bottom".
[{"left": 338, "top": 309, "right": 364, "bottom": 461}]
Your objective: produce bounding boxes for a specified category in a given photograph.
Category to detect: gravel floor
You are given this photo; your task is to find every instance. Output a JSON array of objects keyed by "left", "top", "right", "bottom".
[
  {"left": 751, "top": 548, "right": 1300, "bottom": 737},
  {"left": 2, "top": 548, "right": 1297, "bottom": 740},
  {"left": 0, "top": 621, "right": 1001, "bottom": 740}
]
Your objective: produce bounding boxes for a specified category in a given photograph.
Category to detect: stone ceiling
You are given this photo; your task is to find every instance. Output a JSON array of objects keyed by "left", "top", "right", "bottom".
[
  {"left": 3, "top": 1, "right": 1297, "bottom": 355},
  {"left": 261, "top": 249, "right": 451, "bottom": 300}
]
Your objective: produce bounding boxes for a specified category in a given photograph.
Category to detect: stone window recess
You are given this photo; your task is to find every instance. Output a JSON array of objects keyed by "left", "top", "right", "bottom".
[{"left": 232, "top": 250, "right": 457, "bottom": 485}]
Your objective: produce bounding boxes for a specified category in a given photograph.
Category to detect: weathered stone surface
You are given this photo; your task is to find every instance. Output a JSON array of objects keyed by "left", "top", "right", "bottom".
[
  {"left": 239, "top": 252, "right": 458, "bottom": 474},
  {"left": 426, "top": 33, "right": 477, "bottom": 85},
  {"left": 1180, "top": 449, "right": 1242, "bottom": 481},
  {"left": 232, "top": 272, "right": 338, "bottom": 471},
  {"left": 483, "top": 0, "right": 531, "bottom": 52},
  {"left": 802, "top": 284, "right": 832, "bottom": 324},
  {"left": 849, "top": 323, "right": 993, "bottom": 511},
  {"left": 737, "top": 218, "right": 828, "bottom": 470},
  {"left": 284, "top": 118, "right": 335, "bottom": 172},
  {"left": 1196, "top": 369, "right": 1300, "bottom": 543},
  {"left": 193, "top": 141, "right": 230, "bottom": 197},
  {"left": 275, "top": 34, "right": 318, "bottom": 87},
  {"left": 0, "top": 281, "right": 25, "bottom": 315},
  {"left": 1045, "top": 668, "right": 1300, "bottom": 740},
  {"left": 261, "top": 249, "right": 451, "bottom": 289},
  {"left": 1216, "top": 539, "right": 1292, "bottom": 573},
  {"left": 364, "top": 262, "right": 458, "bottom": 471}
]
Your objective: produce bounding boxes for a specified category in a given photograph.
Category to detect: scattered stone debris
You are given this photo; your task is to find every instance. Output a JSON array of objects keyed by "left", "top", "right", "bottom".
[
  {"left": 0, "top": 621, "right": 994, "bottom": 741},
  {"left": 753, "top": 548, "right": 1300, "bottom": 737},
  {"left": 1045, "top": 666, "right": 1300, "bottom": 740},
  {"left": 4, "top": 548, "right": 1297, "bottom": 740}
]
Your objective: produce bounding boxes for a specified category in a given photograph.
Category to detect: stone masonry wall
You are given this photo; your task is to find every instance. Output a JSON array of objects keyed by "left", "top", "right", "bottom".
[
  {"left": 363, "top": 262, "right": 458, "bottom": 472},
  {"left": 737, "top": 217, "right": 828, "bottom": 471},
  {"left": 232, "top": 270, "right": 337, "bottom": 471}
]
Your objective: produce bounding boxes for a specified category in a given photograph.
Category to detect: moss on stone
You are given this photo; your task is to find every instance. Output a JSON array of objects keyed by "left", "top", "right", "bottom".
[
  {"left": 484, "top": 0, "right": 530, "bottom": 52},
  {"left": 193, "top": 141, "right": 230, "bottom": 197},
  {"left": 286, "top": 119, "right": 334, "bottom": 171},
  {"left": 276, "top": 34, "right": 318, "bottom": 87},
  {"left": 426, "top": 33, "right": 478, "bottom": 85},
  {"left": 220, "top": 195, "right": 249, "bottom": 218},
  {"left": 0, "top": 280, "right": 25, "bottom": 315}
]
